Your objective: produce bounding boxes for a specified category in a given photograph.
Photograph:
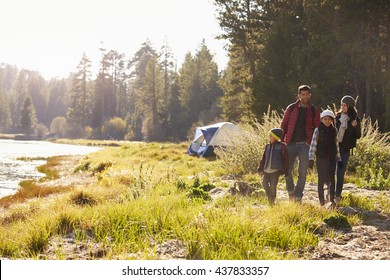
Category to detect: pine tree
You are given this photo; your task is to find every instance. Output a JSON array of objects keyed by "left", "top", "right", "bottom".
[
  {"left": 0, "top": 68, "right": 12, "bottom": 132},
  {"left": 179, "top": 41, "right": 222, "bottom": 132},
  {"left": 0, "top": 87, "right": 11, "bottom": 133},
  {"left": 67, "top": 53, "right": 92, "bottom": 128},
  {"left": 127, "top": 41, "right": 159, "bottom": 140},
  {"left": 19, "top": 97, "right": 37, "bottom": 135}
]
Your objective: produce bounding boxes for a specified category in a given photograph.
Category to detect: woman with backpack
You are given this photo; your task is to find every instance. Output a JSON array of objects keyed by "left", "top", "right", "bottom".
[{"left": 335, "top": 95, "right": 361, "bottom": 203}]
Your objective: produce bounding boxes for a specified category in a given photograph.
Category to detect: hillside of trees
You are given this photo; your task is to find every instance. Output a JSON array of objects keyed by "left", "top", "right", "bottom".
[
  {"left": 0, "top": 40, "right": 222, "bottom": 141},
  {"left": 0, "top": 0, "right": 389, "bottom": 141}
]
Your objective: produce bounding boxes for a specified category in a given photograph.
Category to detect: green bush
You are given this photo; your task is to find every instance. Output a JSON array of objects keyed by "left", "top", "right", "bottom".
[
  {"left": 70, "top": 191, "right": 97, "bottom": 206},
  {"left": 187, "top": 187, "right": 212, "bottom": 201},
  {"left": 216, "top": 111, "right": 390, "bottom": 190},
  {"left": 186, "top": 177, "right": 216, "bottom": 201},
  {"left": 102, "top": 117, "right": 127, "bottom": 140},
  {"left": 350, "top": 116, "right": 390, "bottom": 189}
]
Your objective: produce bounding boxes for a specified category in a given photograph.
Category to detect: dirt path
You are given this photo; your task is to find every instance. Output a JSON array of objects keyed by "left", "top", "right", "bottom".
[
  {"left": 302, "top": 183, "right": 390, "bottom": 260},
  {"left": 211, "top": 181, "right": 390, "bottom": 260}
]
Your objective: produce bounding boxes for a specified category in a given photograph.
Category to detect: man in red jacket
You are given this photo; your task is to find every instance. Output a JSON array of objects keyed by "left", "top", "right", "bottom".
[{"left": 281, "top": 85, "right": 321, "bottom": 203}]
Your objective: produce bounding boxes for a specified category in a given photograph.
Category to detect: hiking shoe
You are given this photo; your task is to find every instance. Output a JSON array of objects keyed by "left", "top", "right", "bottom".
[
  {"left": 335, "top": 196, "right": 342, "bottom": 205},
  {"left": 320, "top": 200, "right": 325, "bottom": 206},
  {"left": 288, "top": 193, "right": 294, "bottom": 201},
  {"left": 294, "top": 197, "right": 302, "bottom": 204}
]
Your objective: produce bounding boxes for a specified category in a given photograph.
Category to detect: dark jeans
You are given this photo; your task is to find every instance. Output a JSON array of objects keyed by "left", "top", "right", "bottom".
[
  {"left": 262, "top": 172, "right": 280, "bottom": 204},
  {"left": 285, "top": 143, "right": 310, "bottom": 199},
  {"left": 316, "top": 157, "right": 336, "bottom": 203},
  {"left": 336, "top": 149, "right": 350, "bottom": 197}
]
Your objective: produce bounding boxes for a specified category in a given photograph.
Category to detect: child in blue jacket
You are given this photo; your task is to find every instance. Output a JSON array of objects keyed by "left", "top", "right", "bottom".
[{"left": 258, "top": 128, "right": 289, "bottom": 205}]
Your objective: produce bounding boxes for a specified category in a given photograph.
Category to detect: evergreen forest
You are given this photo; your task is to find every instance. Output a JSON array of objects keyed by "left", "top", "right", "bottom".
[{"left": 1, "top": 0, "right": 389, "bottom": 141}]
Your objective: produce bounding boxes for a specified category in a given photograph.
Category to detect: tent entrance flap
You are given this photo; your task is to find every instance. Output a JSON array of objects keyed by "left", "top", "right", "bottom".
[
  {"left": 187, "top": 122, "right": 241, "bottom": 157},
  {"left": 201, "top": 127, "right": 218, "bottom": 145},
  {"left": 188, "top": 134, "right": 206, "bottom": 155}
]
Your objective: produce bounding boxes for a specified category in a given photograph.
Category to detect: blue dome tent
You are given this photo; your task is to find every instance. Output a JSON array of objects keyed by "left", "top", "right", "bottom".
[{"left": 187, "top": 122, "right": 242, "bottom": 157}]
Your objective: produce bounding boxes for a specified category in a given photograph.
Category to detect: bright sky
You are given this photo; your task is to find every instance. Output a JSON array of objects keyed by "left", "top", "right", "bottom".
[{"left": 0, "top": 0, "right": 228, "bottom": 80}]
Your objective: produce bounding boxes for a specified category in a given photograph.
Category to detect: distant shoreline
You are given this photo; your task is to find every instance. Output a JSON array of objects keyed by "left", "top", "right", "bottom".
[
  {"left": 0, "top": 139, "right": 102, "bottom": 199},
  {"left": 0, "top": 133, "right": 60, "bottom": 141},
  {"left": 0, "top": 134, "right": 124, "bottom": 146},
  {"left": 0, "top": 134, "right": 19, "bottom": 140}
]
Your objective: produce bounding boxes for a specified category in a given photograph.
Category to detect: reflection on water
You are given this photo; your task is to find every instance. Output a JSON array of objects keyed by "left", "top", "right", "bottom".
[{"left": 0, "top": 139, "right": 100, "bottom": 198}]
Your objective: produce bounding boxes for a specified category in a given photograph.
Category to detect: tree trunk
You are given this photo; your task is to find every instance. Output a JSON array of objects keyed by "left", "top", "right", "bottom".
[
  {"left": 365, "top": 68, "right": 373, "bottom": 118},
  {"left": 354, "top": 79, "right": 364, "bottom": 117}
]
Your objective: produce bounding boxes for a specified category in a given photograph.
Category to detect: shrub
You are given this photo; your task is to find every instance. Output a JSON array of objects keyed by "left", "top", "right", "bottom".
[
  {"left": 102, "top": 117, "right": 127, "bottom": 140},
  {"left": 186, "top": 177, "right": 216, "bottom": 201},
  {"left": 187, "top": 187, "right": 212, "bottom": 201},
  {"left": 35, "top": 123, "right": 49, "bottom": 138},
  {"left": 216, "top": 109, "right": 390, "bottom": 190},
  {"left": 215, "top": 107, "right": 282, "bottom": 176},
  {"left": 350, "top": 116, "right": 390, "bottom": 189},
  {"left": 70, "top": 191, "right": 97, "bottom": 206},
  {"left": 50, "top": 116, "right": 67, "bottom": 137}
]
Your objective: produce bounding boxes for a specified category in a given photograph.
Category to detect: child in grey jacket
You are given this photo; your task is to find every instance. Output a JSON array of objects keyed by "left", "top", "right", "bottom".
[{"left": 258, "top": 128, "right": 289, "bottom": 205}]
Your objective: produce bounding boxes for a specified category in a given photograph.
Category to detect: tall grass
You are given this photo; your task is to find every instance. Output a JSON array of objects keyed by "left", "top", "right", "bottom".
[
  {"left": 350, "top": 116, "right": 390, "bottom": 189},
  {"left": 1, "top": 137, "right": 389, "bottom": 260},
  {"left": 0, "top": 141, "right": 323, "bottom": 260},
  {"left": 216, "top": 110, "right": 390, "bottom": 190},
  {"left": 215, "top": 107, "right": 283, "bottom": 176}
]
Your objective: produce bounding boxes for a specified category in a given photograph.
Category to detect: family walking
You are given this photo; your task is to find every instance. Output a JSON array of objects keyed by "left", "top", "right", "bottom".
[{"left": 258, "top": 85, "right": 361, "bottom": 207}]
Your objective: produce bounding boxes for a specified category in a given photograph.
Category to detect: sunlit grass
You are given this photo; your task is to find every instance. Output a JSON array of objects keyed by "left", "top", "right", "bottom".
[
  {"left": 0, "top": 180, "right": 73, "bottom": 208},
  {"left": 0, "top": 140, "right": 388, "bottom": 260},
  {"left": 0, "top": 156, "right": 73, "bottom": 208}
]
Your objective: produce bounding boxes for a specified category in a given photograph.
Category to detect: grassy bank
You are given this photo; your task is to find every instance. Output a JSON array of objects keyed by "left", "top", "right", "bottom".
[{"left": 0, "top": 141, "right": 388, "bottom": 260}]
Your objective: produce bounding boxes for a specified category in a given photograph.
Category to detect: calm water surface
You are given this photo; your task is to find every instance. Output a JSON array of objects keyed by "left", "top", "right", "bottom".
[{"left": 0, "top": 139, "right": 100, "bottom": 198}]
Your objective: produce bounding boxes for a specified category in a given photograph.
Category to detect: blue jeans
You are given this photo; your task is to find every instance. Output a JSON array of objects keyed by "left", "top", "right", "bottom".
[
  {"left": 336, "top": 149, "right": 350, "bottom": 197},
  {"left": 285, "top": 143, "right": 310, "bottom": 199}
]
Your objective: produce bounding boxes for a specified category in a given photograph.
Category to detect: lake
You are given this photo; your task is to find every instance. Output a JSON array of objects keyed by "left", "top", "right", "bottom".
[{"left": 0, "top": 139, "right": 100, "bottom": 198}]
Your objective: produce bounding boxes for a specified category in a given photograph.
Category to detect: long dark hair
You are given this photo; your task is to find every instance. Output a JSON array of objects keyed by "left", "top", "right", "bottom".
[
  {"left": 337, "top": 105, "right": 358, "bottom": 119},
  {"left": 347, "top": 106, "right": 358, "bottom": 119}
]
